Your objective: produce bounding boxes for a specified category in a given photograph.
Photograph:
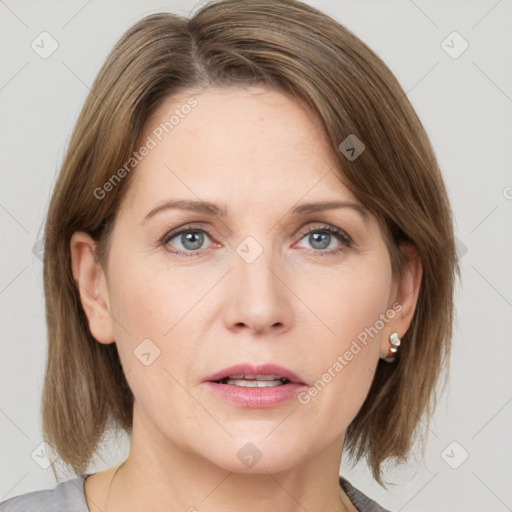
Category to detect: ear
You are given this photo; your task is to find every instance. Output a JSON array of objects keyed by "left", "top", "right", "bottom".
[
  {"left": 70, "top": 231, "right": 115, "bottom": 345},
  {"left": 380, "top": 242, "right": 423, "bottom": 358}
]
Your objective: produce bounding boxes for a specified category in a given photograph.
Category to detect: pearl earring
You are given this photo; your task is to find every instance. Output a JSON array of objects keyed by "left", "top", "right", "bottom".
[{"left": 380, "top": 332, "right": 401, "bottom": 363}]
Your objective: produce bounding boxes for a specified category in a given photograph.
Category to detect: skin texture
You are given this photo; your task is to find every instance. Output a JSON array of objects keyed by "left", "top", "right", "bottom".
[{"left": 71, "top": 86, "right": 422, "bottom": 512}]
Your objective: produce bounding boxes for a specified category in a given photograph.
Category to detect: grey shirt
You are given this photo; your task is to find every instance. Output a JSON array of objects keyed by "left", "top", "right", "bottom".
[{"left": 0, "top": 474, "right": 390, "bottom": 511}]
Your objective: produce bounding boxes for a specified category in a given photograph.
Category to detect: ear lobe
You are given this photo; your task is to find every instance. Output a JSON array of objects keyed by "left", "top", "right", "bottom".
[
  {"left": 70, "top": 231, "right": 115, "bottom": 344},
  {"left": 380, "top": 242, "right": 423, "bottom": 358}
]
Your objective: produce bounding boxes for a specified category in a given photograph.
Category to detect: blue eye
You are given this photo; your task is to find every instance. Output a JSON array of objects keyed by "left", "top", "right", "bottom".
[
  {"left": 296, "top": 225, "right": 351, "bottom": 255},
  {"left": 160, "top": 224, "right": 351, "bottom": 257},
  {"left": 161, "top": 226, "right": 214, "bottom": 257}
]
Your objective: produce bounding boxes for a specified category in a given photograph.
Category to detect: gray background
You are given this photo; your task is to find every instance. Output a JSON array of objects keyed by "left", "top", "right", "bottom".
[{"left": 1, "top": 0, "right": 511, "bottom": 510}]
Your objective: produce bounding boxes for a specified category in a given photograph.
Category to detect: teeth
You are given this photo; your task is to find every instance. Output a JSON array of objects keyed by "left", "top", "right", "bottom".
[
  {"left": 227, "top": 374, "right": 285, "bottom": 381},
  {"left": 225, "top": 379, "right": 284, "bottom": 388},
  {"left": 216, "top": 374, "right": 291, "bottom": 387}
]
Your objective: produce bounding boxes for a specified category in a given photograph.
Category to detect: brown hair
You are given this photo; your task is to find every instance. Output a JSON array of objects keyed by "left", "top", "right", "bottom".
[{"left": 42, "top": 0, "right": 459, "bottom": 485}]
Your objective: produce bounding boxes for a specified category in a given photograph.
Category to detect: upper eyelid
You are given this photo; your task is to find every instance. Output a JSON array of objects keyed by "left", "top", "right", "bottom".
[{"left": 164, "top": 221, "right": 348, "bottom": 234}]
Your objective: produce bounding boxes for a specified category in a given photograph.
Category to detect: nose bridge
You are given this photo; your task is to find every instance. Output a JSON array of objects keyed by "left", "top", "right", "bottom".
[
  {"left": 226, "top": 231, "right": 290, "bottom": 333},
  {"left": 234, "top": 232, "right": 282, "bottom": 297}
]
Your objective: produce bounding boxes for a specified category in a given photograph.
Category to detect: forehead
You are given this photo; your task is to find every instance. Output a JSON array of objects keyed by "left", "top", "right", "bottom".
[{"left": 121, "top": 86, "right": 360, "bottom": 217}]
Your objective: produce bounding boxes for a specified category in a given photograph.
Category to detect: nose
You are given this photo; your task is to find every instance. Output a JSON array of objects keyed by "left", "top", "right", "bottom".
[{"left": 223, "top": 241, "right": 293, "bottom": 337}]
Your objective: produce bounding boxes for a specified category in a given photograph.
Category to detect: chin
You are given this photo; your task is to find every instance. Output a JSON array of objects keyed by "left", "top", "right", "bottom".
[{"left": 197, "top": 436, "right": 312, "bottom": 475}]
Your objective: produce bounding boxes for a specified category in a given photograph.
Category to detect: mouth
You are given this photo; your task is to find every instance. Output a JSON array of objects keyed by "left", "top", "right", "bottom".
[
  {"left": 203, "top": 364, "right": 308, "bottom": 408},
  {"left": 215, "top": 374, "right": 291, "bottom": 387},
  {"left": 203, "top": 363, "right": 307, "bottom": 387}
]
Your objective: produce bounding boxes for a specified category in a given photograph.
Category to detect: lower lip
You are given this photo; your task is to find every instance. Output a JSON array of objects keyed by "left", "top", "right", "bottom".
[{"left": 204, "top": 381, "right": 308, "bottom": 408}]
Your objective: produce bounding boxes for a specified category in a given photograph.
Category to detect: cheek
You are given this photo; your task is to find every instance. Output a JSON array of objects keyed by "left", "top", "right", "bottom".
[
  {"left": 299, "top": 258, "right": 392, "bottom": 423},
  {"left": 106, "top": 253, "right": 216, "bottom": 398},
  {"left": 107, "top": 253, "right": 200, "bottom": 341},
  {"left": 318, "top": 256, "right": 392, "bottom": 346},
  {"left": 105, "top": 262, "right": 204, "bottom": 424}
]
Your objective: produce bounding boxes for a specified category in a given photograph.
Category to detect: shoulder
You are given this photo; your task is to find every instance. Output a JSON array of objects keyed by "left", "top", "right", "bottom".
[
  {"left": 339, "top": 476, "right": 391, "bottom": 512},
  {"left": 0, "top": 474, "right": 91, "bottom": 512}
]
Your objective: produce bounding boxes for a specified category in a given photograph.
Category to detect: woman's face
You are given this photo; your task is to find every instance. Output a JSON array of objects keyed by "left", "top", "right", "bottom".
[{"left": 74, "top": 85, "right": 414, "bottom": 474}]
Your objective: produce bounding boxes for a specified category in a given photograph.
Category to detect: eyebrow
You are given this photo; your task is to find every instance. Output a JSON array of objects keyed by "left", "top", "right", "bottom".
[{"left": 141, "top": 199, "right": 370, "bottom": 225}]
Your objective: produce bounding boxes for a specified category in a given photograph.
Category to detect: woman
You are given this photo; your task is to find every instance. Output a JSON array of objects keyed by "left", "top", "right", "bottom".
[{"left": 0, "top": 0, "right": 458, "bottom": 510}]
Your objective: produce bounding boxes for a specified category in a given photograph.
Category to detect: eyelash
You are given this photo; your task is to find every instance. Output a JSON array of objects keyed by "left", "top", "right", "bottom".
[{"left": 159, "top": 223, "right": 352, "bottom": 258}]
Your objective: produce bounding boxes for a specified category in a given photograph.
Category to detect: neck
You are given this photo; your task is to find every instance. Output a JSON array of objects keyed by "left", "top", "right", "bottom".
[{"left": 105, "top": 464, "right": 350, "bottom": 512}]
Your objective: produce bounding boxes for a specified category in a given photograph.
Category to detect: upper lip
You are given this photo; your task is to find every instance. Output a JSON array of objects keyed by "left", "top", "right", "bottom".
[{"left": 203, "top": 363, "right": 306, "bottom": 385}]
